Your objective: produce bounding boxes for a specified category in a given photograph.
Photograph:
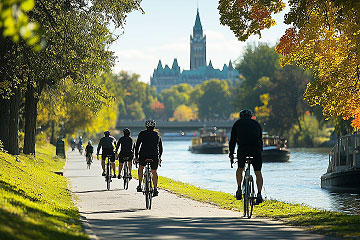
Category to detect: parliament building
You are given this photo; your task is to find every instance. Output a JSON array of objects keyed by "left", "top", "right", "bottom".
[{"left": 150, "top": 9, "right": 240, "bottom": 93}]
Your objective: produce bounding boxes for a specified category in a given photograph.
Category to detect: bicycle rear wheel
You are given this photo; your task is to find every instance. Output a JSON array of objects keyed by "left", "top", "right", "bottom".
[
  {"left": 106, "top": 161, "right": 111, "bottom": 190},
  {"left": 144, "top": 173, "right": 150, "bottom": 209},
  {"left": 242, "top": 179, "right": 249, "bottom": 217},
  {"left": 248, "top": 176, "right": 255, "bottom": 218},
  {"left": 148, "top": 174, "right": 153, "bottom": 209},
  {"left": 123, "top": 164, "right": 129, "bottom": 190},
  {"left": 87, "top": 157, "right": 92, "bottom": 169}
]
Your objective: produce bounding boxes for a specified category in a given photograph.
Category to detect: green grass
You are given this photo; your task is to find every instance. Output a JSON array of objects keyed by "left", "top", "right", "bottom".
[
  {"left": 132, "top": 170, "right": 360, "bottom": 238},
  {"left": 0, "top": 144, "right": 88, "bottom": 240}
]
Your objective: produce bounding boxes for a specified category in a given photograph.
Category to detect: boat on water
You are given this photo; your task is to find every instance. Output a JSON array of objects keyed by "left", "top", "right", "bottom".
[
  {"left": 321, "top": 134, "right": 360, "bottom": 192},
  {"left": 262, "top": 134, "right": 290, "bottom": 162},
  {"left": 189, "top": 128, "right": 229, "bottom": 154}
]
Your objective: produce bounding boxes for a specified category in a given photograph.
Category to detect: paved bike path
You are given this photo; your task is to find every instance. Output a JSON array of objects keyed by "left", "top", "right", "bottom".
[{"left": 64, "top": 150, "right": 336, "bottom": 240}]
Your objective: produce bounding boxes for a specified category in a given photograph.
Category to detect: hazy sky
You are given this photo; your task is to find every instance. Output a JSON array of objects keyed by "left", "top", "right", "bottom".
[{"left": 110, "top": 0, "right": 290, "bottom": 83}]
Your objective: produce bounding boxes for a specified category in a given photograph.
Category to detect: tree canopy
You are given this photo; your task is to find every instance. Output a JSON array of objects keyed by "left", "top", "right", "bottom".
[{"left": 219, "top": 0, "right": 360, "bottom": 130}]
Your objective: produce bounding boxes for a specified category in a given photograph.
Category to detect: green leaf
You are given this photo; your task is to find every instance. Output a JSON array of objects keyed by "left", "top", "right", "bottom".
[{"left": 20, "top": 0, "right": 35, "bottom": 12}]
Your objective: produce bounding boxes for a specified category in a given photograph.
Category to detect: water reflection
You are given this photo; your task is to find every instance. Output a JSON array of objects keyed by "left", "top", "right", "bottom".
[
  {"left": 159, "top": 140, "right": 360, "bottom": 215},
  {"left": 327, "top": 192, "right": 360, "bottom": 215}
]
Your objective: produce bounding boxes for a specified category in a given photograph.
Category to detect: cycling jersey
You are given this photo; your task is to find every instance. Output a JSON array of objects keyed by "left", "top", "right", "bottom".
[
  {"left": 229, "top": 118, "right": 263, "bottom": 155},
  {"left": 97, "top": 135, "right": 116, "bottom": 155},
  {"left": 135, "top": 129, "right": 163, "bottom": 159},
  {"left": 85, "top": 145, "right": 94, "bottom": 157},
  {"left": 116, "top": 136, "right": 133, "bottom": 156}
]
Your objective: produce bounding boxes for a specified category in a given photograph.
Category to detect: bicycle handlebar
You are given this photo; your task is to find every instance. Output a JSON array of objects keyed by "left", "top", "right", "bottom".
[{"left": 230, "top": 155, "right": 254, "bottom": 168}]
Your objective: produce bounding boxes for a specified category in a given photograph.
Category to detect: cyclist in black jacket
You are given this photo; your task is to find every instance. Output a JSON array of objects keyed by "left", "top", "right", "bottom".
[
  {"left": 135, "top": 120, "right": 163, "bottom": 197},
  {"left": 85, "top": 140, "right": 94, "bottom": 163},
  {"left": 115, "top": 128, "right": 134, "bottom": 179},
  {"left": 229, "top": 109, "right": 264, "bottom": 204},
  {"left": 97, "top": 131, "right": 117, "bottom": 177}
]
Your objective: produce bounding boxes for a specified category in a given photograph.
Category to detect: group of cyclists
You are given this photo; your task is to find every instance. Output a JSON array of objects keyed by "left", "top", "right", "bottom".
[
  {"left": 78, "top": 109, "right": 263, "bottom": 203},
  {"left": 83, "top": 119, "right": 163, "bottom": 197}
]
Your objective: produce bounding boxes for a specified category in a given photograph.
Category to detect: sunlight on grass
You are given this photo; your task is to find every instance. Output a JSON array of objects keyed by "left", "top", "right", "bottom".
[{"left": 0, "top": 144, "right": 87, "bottom": 240}]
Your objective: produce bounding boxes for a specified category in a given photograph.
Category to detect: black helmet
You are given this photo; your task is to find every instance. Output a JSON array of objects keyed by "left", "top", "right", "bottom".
[
  {"left": 104, "top": 130, "right": 110, "bottom": 136},
  {"left": 145, "top": 119, "right": 156, "bottom": 128},
  {"left": 123, "top": 128, "right": 131, "bottom": 135},
  {"left": 240, "top": 109, "right": 253, "bottom": 119}
]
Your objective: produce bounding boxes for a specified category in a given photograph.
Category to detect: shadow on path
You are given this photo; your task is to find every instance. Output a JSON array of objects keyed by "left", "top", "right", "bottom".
[
  {"left": 87, "top": 216, "right": 329, "bottom": 240},
  {"left": 74, "top": 189, "right": 125, "bottom": 194},
  {"left": 81, "top": 208, "right": 144, "bottom": 215}
]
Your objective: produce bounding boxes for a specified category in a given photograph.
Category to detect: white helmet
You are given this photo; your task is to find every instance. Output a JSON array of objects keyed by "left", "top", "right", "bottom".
[
  {"left": 145, "top": 119, "right": 156, "bottom": 128},
  {"left": 88, "top": 140, "right": 92, "bottom": 145}
]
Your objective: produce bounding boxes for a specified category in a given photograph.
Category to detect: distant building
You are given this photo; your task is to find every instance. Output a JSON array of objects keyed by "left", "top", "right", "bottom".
[{"left": 150, "top": 9, "right": 240, "bottom": 93}]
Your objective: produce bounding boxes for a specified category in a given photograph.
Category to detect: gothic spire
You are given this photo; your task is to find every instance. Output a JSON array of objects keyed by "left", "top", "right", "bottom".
[
  {"left": 193, "top": 8, "right": 202, "bottom": 32},
  {"left": 172, "top": 58, "right": 179, "bottom": 68},
  {"left": 157, "top": 60, "right": 163, "bottom": 69}
]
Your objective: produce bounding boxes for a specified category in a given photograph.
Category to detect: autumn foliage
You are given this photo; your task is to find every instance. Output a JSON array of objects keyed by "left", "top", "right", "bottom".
[{"left": 218, "top": 0, "right": 360, "bottom": 130}]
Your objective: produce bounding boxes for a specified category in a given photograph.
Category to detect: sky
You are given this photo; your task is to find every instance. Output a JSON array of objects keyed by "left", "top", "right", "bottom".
[{"left": 110, "top": 0, "right": 290, "bottom": 83}]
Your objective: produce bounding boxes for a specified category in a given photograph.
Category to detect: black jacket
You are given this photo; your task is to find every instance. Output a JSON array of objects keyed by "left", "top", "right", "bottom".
[
  {"left": 97, "top": 135, "right": 116, "bottom": 155},
  {"left": 116, "top": 136, "right": 134, "bottom": 155},
  {"left": 135, "top": 129, "right": 163, "bottom": 158},
  {"left": 229, "top": 118, "right": 263, "bottom": 155}
]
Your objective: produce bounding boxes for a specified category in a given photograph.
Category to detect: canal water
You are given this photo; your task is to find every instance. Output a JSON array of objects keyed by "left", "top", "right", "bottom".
[{"left": 159, "top": 140, "right": 360, "bottom": 215}]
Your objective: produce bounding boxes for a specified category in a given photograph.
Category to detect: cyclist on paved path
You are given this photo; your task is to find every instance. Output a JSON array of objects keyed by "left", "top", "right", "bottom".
[
  {"left": 115, "top": 128, "right": 134, "bottom": 179},
  {"left": 85, "top": 140, "right": 94, "bottom": 163},
  {"left": 97, "top": 131, "right": 117, "bottom": 177},
  {"left": 134, "top": 120, "right": 163, "bottom": 197},
  {"left": 229, "top": 109, "right": 264, "bottom": 204}
]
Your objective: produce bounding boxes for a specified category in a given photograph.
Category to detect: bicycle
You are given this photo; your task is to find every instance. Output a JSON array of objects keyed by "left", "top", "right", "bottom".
[
  {"left": 86, "top": 155, "right": 92, "bottom": 169},
  {"left": 78, "top": 145, "right": 83, "bottom": 155},
  {"left": 231, "top": 156, "right": 256, "bottom": 218},
  {"left": 121, "top": 156, "right": 132, "bottom": 190},
  {"left": 104, "top": 154, "right": 113, "bottom": 191},
  {"left": 143, "top": 159, "right": 154, "bottom": 210}
]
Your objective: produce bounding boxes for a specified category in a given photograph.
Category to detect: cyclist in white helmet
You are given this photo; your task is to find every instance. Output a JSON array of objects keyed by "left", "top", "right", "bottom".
[{"left": 135, "top": 120, "right": 163, "bottom": 197}]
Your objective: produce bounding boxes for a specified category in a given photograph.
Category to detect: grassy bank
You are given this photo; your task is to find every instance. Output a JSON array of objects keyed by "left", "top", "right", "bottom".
[
  {"left": 132, "top": 170, "right": 360, "bottom": 238},
  {"left": 0, "top": 144, "right": 87, "bottom": 240}
]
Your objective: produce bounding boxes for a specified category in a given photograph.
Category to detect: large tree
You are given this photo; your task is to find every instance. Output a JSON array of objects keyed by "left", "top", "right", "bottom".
[
  {"left": 197, "top": 79, "right": 233, "bottom": 120},
  {"left": 218, "top": 0, "right": 360, "bottom": 130},
  {"left": 234, "top": 43, "right": 279, "bottom": 110},
  {"left": 160, "top": 84, "right": 192, "bottom": 119},
  {"left": 0, "top": 0, "right": 142, "bottom": 155}
]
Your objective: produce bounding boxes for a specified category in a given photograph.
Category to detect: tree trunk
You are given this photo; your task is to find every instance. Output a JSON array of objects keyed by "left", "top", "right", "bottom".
[
  {"left": 50, "top": 121, "right": 56, "bottom": 145},
  {"left": 23, "top": 83, "right": 38, "bottom": 155},
  {"left": 0, "top": 98, "right": 10, "bottom": 150},
  {"left": 7, "top": 88, "right": 21, "bottom": 155}
]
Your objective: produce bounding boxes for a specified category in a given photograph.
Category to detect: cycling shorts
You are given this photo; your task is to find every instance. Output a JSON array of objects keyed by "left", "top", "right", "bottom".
[
  {"left": 139, "top": 155, "right": 159, "bottom": 170},
  {"left": 102, "top": 148, "right": 115, "bottom": 162},
  {"left": 118, "top": 154, "right": 133, "bottom": 163},
  {"left": 237, "top": 147, "right": 262, "bottom": 171}
]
